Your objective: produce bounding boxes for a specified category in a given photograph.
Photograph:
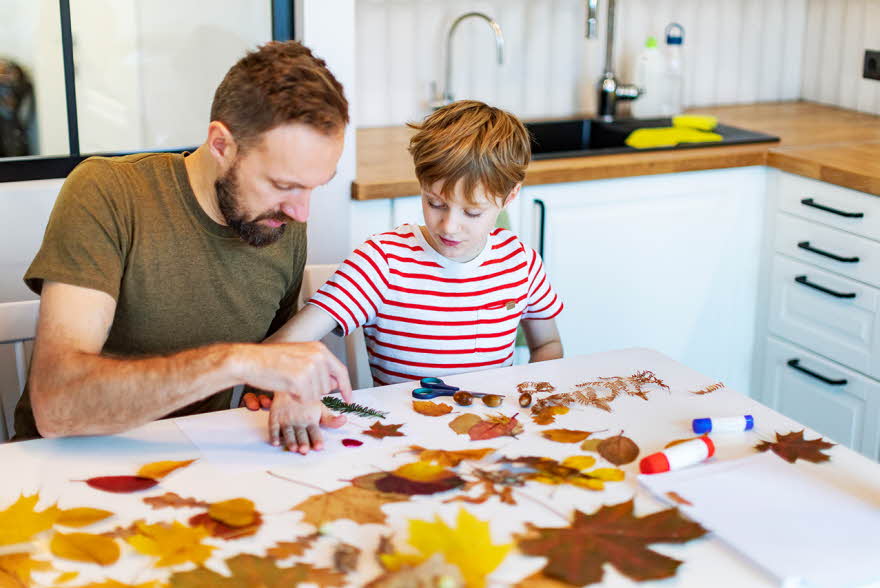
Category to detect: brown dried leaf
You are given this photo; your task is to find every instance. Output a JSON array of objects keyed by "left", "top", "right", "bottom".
[
  {"left": 407, "top": 445, "right": 494, "bottom": 466},
  {"left": 448, "top": 413, "right": 482, "bottom": 434},
  {"left": 367, "top": 553, "right": 464, "bottom": 588},
  {"left": 755, "top": 430, "right": 834, "bottom": 463},
  {"left": 101, "top": 519, "right": 161, "bottom": 540},
  {"left": 580, "top": 438, "right": 602, "bottom": 452},
  {"left": 597, "top": 433, "right": 640, "bottom": 466},
  {"left": 690, "top": 382, "right": 724, "bottom": 395},
  {"left": 364, "top": 421, "right": 405, "bottom": 439},
  {"left": 665, "top": 491, "right": 693, "bottom": 507},
  {"left": 373, "top": 463, "right": 465, "bottom": 496},
  {"left": 531, "top": 405, "right": 569, "bottom": 425},
  {"left": 541, "top": 429, "right": 594, "bottom": 443},
  {"left": 293, "top": 485, "right": 409, "bottom": 526},
  {"left": 333, "top": 542, "right": 361, "bottom": 573},
  {"left": 665, "top": 436, "right": 702, "bottom": 449},
  {"left": 468, "top": 413, "right": 523, "bottom": 440},
  {"left": 143, "top": 492, "right": 208, "bottom": 510},
  {"left": 266, "top": 533, "right": 320, "bottom": 559},
  {"left": 190, "top": 511, "right": 263, "bottom": 540},
  {"left": 516, "top": 499, "right": 706, "bottom": 585},
  {"left": 515, "top": 571, "right": 572, "bottom": 587},
  {"left": 168, "top": 553, "right": 345, "bottom": 587},
  {"left": 412, "top": 400, "right": 453, "bottom": 417}
]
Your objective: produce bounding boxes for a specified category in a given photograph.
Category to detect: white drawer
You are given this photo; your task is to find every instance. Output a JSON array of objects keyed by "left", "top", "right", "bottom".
[
  {"left": 768, "top": 254, "right": 880, "bottom": 378},
  {"left": 775, "top": 212, "right": 880, "bottom": 289},
  {"left": 761, "top": 335, "right": 880, "bottom": 460},
  {"left": 777, "top": 172, "right": 880, "bottom": 241}
]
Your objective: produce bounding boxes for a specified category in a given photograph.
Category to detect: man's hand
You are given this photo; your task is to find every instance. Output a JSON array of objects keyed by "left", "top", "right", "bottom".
[{"left": 268, "top": 393, "right": 346, "bottom": 454}]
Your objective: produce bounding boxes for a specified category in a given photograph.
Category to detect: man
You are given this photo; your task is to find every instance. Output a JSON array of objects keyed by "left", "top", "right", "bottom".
[{"left": 13, "top": 41, "right": 352, "bottom": 451}]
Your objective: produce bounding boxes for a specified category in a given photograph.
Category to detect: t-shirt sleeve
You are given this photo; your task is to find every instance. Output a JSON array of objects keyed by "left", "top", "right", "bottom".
[
  {"left": 24, "top": 158, "right": 131, "bottom": 300},
  {"left": 522, "top": 245, "right": 564, "bottom": 320},
  {"left": 307, "top": 238, "right": 390, "bottom": 336}
]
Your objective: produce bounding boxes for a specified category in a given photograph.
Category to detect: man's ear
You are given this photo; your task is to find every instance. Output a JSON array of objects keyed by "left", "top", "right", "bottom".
[
  {"left": 206, "top": 121, "right": 238, "bottom": 171},
  {"left": 502, "top": 183, "right": 522, "bottom": 209}
]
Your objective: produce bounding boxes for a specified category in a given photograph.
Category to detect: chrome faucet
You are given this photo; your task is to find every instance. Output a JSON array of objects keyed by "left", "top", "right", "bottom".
[
  {"left": 587, "top": 0, "right": 640, "bottom": 120},
  {"left": 431, "top": 12, "right": 504, "bottom": 109}
]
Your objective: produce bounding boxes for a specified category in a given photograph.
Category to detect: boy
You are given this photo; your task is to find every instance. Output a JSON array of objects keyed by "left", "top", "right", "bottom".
[{"left": 267, "top": 100, "right": 563, "bottom": 452}]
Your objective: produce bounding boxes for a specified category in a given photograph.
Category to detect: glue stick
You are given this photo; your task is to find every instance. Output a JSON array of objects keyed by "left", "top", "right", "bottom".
[
  {"left": 640, "top": 436, "right": 715, "bottom": 474},
  {"left": 692, "top": 415, "right": 754, "bottom": 434}
]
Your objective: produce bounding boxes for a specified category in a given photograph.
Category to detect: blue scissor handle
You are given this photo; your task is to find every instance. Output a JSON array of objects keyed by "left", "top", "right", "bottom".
[
  {"left": 412, "top": 387, "right": 456, "bottom": 400},
  {"left": 419, "top": 377, "right": 459, "bottom": 392}
]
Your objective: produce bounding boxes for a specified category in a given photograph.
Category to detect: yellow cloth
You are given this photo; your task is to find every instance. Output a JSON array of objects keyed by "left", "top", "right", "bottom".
[
  {"left": 625, "top": 127, "right": 722, "bottom": 149},
  {"left": 672, "top": 114, "right": 718, "bottom": 131}
]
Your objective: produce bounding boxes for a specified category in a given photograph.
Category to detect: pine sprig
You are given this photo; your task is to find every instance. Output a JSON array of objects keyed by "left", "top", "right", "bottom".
[{"left": 321, "top": 396, "right": 387, "bottom": 419}]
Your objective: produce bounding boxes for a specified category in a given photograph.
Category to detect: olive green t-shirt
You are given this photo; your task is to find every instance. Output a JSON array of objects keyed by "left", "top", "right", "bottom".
[{"left": 13, "top": 153, "right": 306, "bottom": 439}]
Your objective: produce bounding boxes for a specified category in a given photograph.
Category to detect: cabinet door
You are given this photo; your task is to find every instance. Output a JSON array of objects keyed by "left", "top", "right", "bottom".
[
  {"left": 521, "top": 168, "right": 766, "bottom": 395},
  {"left": 761, "top": 335, "right": 880, "bottom": 460}
]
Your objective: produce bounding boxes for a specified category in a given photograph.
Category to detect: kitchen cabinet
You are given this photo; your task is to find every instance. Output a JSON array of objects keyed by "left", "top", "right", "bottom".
[
  {"left": 756, "top": 171, "right": 880, "bottom": 459},
  {"left": 517, "top": 167, "right": 768, "bottom": 396}
]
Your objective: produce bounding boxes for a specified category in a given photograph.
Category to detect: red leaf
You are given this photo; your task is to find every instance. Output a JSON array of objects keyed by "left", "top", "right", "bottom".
[
  {"left": 84, "top": 476, "right": 158, "bottom": 493},
  {"left": 342, "top": 439, "right": 363, "bottom": 447},
  {"left": 469, "top": 414, "right": 522, "bottom": 441}
]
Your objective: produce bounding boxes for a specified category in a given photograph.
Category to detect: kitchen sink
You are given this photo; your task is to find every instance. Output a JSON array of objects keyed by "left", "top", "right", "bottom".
[{"left": 524, "top": 117, "right": 779, "bottom": 159}]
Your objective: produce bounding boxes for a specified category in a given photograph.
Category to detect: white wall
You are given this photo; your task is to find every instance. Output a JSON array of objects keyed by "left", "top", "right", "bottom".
[
  {"left": 801, "top": 0, "right": 880, "bottom": 114},
  {"left": 356, "top": 0, "right": 812, "bottom": 127}
]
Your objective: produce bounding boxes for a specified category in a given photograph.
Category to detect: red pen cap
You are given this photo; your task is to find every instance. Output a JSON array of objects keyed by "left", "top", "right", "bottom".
[{"left": 639, "top": 436, "right": 715, "bottom": 474}]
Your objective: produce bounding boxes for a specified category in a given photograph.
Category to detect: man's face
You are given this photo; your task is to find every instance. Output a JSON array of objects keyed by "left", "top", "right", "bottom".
[
  {"left": 420, "top": 179, "right": 510, "bottom": 262},
  {"left": 216, "top": 122, "right": 344, "bottom": 247}
]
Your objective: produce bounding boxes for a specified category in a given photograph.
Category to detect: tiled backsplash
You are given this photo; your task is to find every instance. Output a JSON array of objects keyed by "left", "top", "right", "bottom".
[{"left": 356, "top": 0, "right": 880, "bottom": 127}]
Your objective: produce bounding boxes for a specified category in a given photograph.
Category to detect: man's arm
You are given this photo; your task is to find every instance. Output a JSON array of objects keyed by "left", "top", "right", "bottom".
[
  {"left": 29, "top": 281, "right": 351, "bottom": 437},
  {"left": 520, "top": 318, "right": 563, "bottom": 363}
]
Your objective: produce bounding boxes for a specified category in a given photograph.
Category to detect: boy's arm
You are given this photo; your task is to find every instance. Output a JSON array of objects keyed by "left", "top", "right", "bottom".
[
  {"left": 265, "top": 304, "right": 339, "bottom": 343},
  {"left": 521, "top": 318, "right": 563, "bottom": 363}
]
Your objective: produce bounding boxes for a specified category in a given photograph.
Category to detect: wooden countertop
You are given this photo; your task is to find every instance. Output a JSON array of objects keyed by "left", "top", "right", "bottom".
[{"left": 354, "top": 102, "right": 880, "bottom": 200}]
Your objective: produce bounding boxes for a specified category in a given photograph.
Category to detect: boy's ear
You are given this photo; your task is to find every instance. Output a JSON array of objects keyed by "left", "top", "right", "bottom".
[{"left": 502, "top": 183, "right": 522, "bottom": 209}]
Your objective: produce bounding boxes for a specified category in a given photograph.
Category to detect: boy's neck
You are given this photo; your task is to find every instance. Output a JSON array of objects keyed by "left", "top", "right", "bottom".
[{"left": 418, "top": 225, "right": 487, "bottom": 264}]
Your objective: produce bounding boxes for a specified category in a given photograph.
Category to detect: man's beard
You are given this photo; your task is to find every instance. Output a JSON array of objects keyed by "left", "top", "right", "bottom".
[{"left": 215, "top": 162, "right": 289, "bottom": 248}]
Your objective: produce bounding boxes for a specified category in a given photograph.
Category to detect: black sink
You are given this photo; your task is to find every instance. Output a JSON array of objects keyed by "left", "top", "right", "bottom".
[{"left": 524, "top": 117, "right": 779, "bottom": 159}]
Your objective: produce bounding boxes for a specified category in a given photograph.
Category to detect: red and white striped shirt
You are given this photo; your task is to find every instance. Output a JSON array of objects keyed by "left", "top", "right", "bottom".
[{"left": 308, "top": 224, "right": 563, "bottom": 385}]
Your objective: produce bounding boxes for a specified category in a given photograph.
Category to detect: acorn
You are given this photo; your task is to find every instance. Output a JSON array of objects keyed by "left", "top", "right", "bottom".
[
  {"left": 482, "top": 394, "right": 503, "bottom": 407},
  {"left": 519, "top": 392, "right": 533, "bottom": 408},
  {"left": 453, "top": 390, "right": 473, "bottom": 406}
]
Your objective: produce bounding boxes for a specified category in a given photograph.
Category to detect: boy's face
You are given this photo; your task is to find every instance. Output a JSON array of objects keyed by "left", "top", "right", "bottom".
[{"left": 420, "top": 179, "right": 517, "bottom": 262}]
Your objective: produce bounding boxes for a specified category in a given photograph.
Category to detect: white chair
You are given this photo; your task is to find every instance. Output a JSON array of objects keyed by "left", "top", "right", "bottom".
[
  {"left": 299, "top": 264, "right": 371, "bottom": 391},
  {"left": 0, "top": 300, "right": 39, "bottom": 441}
]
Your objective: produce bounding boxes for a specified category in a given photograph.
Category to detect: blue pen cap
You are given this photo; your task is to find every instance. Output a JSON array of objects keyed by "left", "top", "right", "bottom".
[
  {"left": 692, "top": 417, "right": 712, "bottom": 434},
  {"left": 744, "top": 414, "right": 754, "bottom": 430},
  {"left": 666, "top": 22, "right": 684, "bottom": 45}
]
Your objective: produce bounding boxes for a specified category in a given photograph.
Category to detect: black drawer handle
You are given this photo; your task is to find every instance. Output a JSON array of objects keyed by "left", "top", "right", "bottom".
[
  {"left": 794, "top": 275, "right": 856, "bottom": 298},
  {"left": 787, "top": 359, "right": 847, "bottom": 385},
  {"left": 797, "top": 241, "right": 860, "bottom": 263},
  {"left": 801, "top": 197, "right": 864, "bottom": 218}
]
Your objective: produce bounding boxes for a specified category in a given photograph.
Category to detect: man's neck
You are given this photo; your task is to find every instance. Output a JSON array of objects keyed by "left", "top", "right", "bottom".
[{"left": 184, "top": 145, "right": 227, "bottom": 226}]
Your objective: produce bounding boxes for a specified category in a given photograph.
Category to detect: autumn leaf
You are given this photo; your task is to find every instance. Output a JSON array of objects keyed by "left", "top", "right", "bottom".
[
  {"left": 597, "top": 432, "right": 640, "bottom": 465},
  {"left": 366, "top": 463, "right": 466, "bottom": 496},
  {"left": 101, "top": 519, "right": 161, "bottom": 540},
  {"left": 363, "top": 421, "right": 405, "bottom": 439},
  {"left": 126, "top": 520, "right": 214, "bottom": 567},
  {"left": 560, "top": 455, "right": 597, "bottom": 471},
  {"left": 580, "top": 439, "right": 602, "bottom": 452},
  {"left": 136, "top": 459, "right": 197, "bottom": 480},
  {"left": 50, "top": 532, "right": 120, "bottom": 565},
  {"left": 449, "top": 414, "right": 482, "bottom": 434},
  {"left": 143, "top": 493, "right": 208, "bottom": 510},
  {"left": 168, "top": 553, "right": 345, "bottom": 587},
  {"left": 665, "top": 491, "right": 693, "bottom": 507},
  {"left": 382, "top": 509, "right": 511, "bottom": 588},
  {"left": 333, "top": 542, "right": 360, "bottom": 573},
  {"left": 266, "top": 533, "right": 320, "bottom": 559},
  {"left": 517, "top": 381, "right": 556, "bottom": 394},
  {"left": 499, "top": 456, "right": 622, "bottom": 491},
  {"left": 755, "top": 430, "right": 834, "bottom": 463},
  {"left": 468, "top": 414, "right": 523, "bottom": 441},
  {"left": 665, "top": 436, "right": 702, "bottom": 449},
  {"left": 690, "top": 382, "right": 724, "bottom": 395},
  {"left": 292, "top": 484, "right": 409, "bottom": 526},
  {"left": 0, "top": 493, "right": 60, "bottom": 545},
  {"left": 541, "top": 429, "right": 594, "bottom": 443},
  {"left": 367, "top": 552, "right": 464, "bottom": 587},
  {"left": 516, "top": 499, "right": 707, "bottom": 585},
  {"left": 0, "top": 552, "right": 53, "bottom": 586},
  {"left": 407, "top": 445, "right": 494, "bottom": 467},
  {"left": 59, "top": 581, "right": 164, "bottom": 588},
  {"left": 531, "top": 405, "right": 569, "bottom": 425},
  {"left": 84, "top": 476, "right": 158, "bottom": 493},
  {"left": 189, "top": 511, "right": 263, "bottom": 540},
  {"left": 56, "top": 507, "right": 114, "bottom": 528},
  {"left": 412, "top": 400, "right": 453, "bottom": 417},
  {"left": 515, "top": 571, "right": 572, "bottom": 587},
  {"left": 53, "top": 570, "right": 79, "bottom": 584},
  {"left": 208, "top": 498, "right": 255, "bottom": 527}
]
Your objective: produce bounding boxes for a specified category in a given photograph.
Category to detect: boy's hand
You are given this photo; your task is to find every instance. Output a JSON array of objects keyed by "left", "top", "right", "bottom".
[
  {"left": 241, "top": 390, "right": 273, "bottom": 410},
  {"left": 268, "top": 393, "right": 347, "bottom": 454}
]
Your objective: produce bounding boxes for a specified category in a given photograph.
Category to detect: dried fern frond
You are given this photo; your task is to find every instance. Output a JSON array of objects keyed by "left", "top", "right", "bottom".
[{"left": 690, "top": 382, "right": 724, "bottom": 395}]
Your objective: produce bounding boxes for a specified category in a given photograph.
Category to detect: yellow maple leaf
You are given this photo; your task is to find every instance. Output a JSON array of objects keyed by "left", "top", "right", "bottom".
[
  {"left": 54, "top": 570, "right": 80, "bottom": 584},
  {"left": 382, "top": 509, "right": 510, "bottom": 588},
  {"left": 136, "top": 459, "right": 197, "bottom": 480},
  {"left": 56, "top": 507, "right": 114, "bottom": 528},
  {"left": 0, "top": 494, "right": 60, "bottom": 546},
  {"left": 0, "top": 552, "right": 53, "bottom": 585},
  {"left": 126, "top": 521, "right": 214, "bottom": 567},
  {"left": 51, "top": 531, "right": 120, "bottom": 565}
]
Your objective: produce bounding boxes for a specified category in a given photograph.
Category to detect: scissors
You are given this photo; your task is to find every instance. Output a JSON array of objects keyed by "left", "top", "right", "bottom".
[{"left": 412, "top": 377, "right": 493, "bottom": 400}]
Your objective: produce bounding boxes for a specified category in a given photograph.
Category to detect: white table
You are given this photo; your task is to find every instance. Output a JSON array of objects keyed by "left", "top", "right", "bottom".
[{"left": 2, "top": 348, "right": 879, "bottom": 587}]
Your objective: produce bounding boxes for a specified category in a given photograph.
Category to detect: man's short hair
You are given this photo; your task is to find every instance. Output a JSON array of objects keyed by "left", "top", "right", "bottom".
[
  {"left": 407, "top": 100, "right": 531, "bottom": 206},
  {"left": 210, "top": 41, "right": 349, "bottom": 151}
]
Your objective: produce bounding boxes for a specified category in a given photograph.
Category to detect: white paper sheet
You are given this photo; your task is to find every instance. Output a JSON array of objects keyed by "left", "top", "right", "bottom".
[{"left": 639, "top": 452, "right": 880, "bottom": 588}]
